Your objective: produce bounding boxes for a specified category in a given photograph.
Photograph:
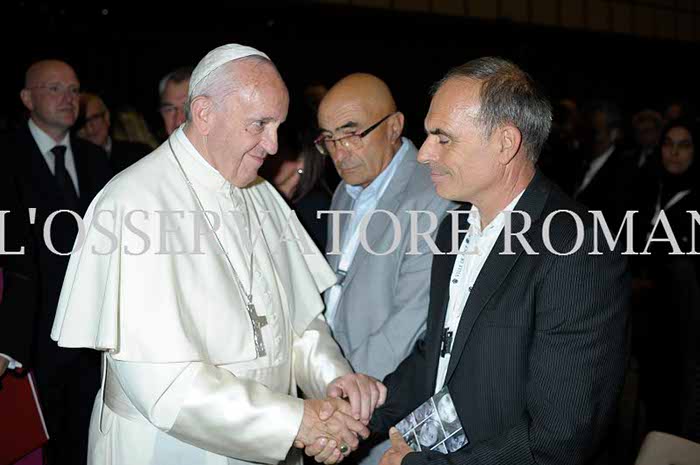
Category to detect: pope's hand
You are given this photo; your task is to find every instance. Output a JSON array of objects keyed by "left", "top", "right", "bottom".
[
  {"left": 378, "top": 428, "right": 412, "bottom": 465},
  {"left": 0, "top": 357, "right": 8, "bottom": 378},
  {"left": 327, "top": 373, "right": 387, "bottom": 425},
  {"left": 295, "top": 398, "right": 370, "bottom": 464}
]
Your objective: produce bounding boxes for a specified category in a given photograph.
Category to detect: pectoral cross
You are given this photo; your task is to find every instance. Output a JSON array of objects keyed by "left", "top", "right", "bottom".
[{"left": 246, "top": 300, "right": 268, "bottom": 357}]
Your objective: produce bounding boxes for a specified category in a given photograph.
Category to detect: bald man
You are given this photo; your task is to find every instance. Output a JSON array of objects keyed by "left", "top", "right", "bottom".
[
  {"left": 317, "top": 74, "right": 455, "bottom": 465},
  {"left": 0, "top": 59, "right": 111, "bottom": 464}
]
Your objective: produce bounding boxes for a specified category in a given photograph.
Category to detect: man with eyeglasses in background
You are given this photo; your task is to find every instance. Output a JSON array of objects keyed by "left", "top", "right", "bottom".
[
  {"left": 0, "top": 59, "right": 111, "bottom": 465},
  {"left": 158, "top": 66, "right": 192, "bottom": 137},
  {"left": 77, "top": 92, "right": 152, "bottom": 174},
  {"left": 316, "top": 73, "right": 455, "bottom": 465}
]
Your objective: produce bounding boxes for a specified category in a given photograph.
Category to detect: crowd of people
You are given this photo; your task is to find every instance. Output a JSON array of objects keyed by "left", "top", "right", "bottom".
[
  {"left": 0, "top": 39, "right": 698, "bottom": 465},
  {"left": 542, "top": 97, "right": 700, "bottom": 445}
]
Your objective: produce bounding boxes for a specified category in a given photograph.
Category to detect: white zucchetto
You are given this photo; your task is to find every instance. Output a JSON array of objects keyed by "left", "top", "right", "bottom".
[{"left": 189, "top": 43, "right": 270, "bottom": 100}]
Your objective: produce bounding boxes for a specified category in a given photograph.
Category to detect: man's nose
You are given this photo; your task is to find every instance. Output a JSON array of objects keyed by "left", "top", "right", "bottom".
[
  {"left": 417, "top": 139, "right": 435, "bottom": 164},
  {"left": 262, "top": 130, "right": 279, "bottom": 155},
  {"left": 61, "top": 91, "right": 77, "bottom": 105},
  {"left": 174, "top": 107, "right": 186, "bottom": 126},
  {"left": 331, "top": 144, "right": 350, "bottom": 165}
]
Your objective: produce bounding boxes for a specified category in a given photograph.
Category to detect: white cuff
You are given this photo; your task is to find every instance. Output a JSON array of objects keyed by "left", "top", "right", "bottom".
[{"left": 0, "top": 353, "right": 22, "bottom": 370}]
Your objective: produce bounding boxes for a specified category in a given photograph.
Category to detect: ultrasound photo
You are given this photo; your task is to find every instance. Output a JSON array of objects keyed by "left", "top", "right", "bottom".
[
  {"left": 417, "top": 418, "right": 445, "bottom": 448},
  {"left": 445, "top": 432, "right": 467, "bottom": 452},
  {"left": 394, "top": 387, "right": 468, "bottom": 454}
]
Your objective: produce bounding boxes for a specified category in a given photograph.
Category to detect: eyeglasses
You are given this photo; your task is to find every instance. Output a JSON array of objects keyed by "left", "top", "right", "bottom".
[
  {"left": 84, "top": 111, "right": 107, "bottom": 126},
  {"left": 160, "top": 103, "right": 185, "bottom": 116},
  {"left": 314, "top": 112, "right": 396, "bottom": 156},
  {"left": 27, "top": 83, "right": 80, "bottom": 98}
]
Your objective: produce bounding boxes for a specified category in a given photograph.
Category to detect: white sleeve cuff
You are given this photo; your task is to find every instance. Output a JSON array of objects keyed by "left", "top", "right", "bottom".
[{"left": 0, "top": 353, "right": 22, "bottom": 370}]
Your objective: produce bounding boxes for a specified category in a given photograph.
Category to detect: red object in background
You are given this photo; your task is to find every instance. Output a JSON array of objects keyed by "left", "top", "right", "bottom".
[{"left": 0, "top": 370, "right": 49, "bottom": 465}]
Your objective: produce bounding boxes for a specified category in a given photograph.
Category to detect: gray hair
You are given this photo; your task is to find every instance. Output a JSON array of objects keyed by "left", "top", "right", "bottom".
[
  {"left": 184, "top": 55, "right": 271, "bottom": 122},
  {"left": 432, "top": 57, "right": 552, "bottom": 162},
  {"left": 158, "top": 66, "right": 193, "bottom": 100}
]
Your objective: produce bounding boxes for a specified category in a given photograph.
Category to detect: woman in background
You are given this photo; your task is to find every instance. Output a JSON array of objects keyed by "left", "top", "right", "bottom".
[
  {"left": 262, "top": 102, "right": 333, "bottom": 250},
  {"left": 632, "top": 117, "right": 700, "bottom": 439}
]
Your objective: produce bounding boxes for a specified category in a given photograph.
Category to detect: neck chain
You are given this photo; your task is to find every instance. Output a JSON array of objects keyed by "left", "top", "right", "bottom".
[{"left": 168, "top": 138, "right": 268, "bottom": 357}]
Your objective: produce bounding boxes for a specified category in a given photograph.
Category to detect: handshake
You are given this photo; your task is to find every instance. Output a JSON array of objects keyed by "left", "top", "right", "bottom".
[{"left": 294, "top": 373, "right": 387, "bottom": 464}]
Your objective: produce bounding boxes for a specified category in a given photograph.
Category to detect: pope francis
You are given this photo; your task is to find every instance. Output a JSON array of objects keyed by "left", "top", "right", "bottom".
[{"left": 51, "top": 44, "right": 385, "bottom": 465}]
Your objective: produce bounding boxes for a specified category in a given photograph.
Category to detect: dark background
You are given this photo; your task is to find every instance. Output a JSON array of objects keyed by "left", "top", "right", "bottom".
[{"left": 3, "top": 0, "right": 698, "bottom": 140}]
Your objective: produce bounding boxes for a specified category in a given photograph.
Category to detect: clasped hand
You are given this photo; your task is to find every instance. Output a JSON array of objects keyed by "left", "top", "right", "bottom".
[{"left": 294, "top": 373, "right": 387, "bottom": 464}]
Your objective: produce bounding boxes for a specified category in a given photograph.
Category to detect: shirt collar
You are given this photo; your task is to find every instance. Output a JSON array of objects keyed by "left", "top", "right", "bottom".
[
  {"left": 590, "top": 144, "right": 615, "bottom": 170},
  {"left": 345, "top": 137, "right": 410, "bottom": 201},
  {"left": 468, "top": 189, "right": 526, "bottom": 235},
  {"left": 28, "top": 118, "right": 71, "bottom": 155}
]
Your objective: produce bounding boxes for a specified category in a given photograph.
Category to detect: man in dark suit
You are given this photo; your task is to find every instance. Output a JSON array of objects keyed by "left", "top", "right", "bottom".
[
  {"left": 77, "top": 91, "right": 152, "bottom": 173},
  {"left": 573, "top": 101, "right": 637, "bottom": 232},
  {"left": 0, "top": 59, "right": 111, "bottom": 465},
  {"left": 330, "top": 58, "right": 627, "bottom": 465}
]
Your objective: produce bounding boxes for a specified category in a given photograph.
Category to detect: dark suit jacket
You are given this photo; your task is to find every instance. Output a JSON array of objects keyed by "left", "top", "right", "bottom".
[
  {"left": 574, "top": 147, "right": 638, "bottom": 231},
  {"left": 109, "top": 139, "right": 151, "bottom": 174},
  {"left": 370, "top": 172, "right": 630, "bottom": 465},
  {"left": 0, "top": 124, "right": 111, "bottom": 377}
]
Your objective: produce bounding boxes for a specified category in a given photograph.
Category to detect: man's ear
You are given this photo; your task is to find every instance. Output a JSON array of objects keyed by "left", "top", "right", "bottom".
[
  {"left": 190, "top": 96, "right": 214, "bottom": 135},
  {"left": 105, "top": 109, "right": 111, "bottom": 129},
  {"left": 497, "top": 124, "right": 522, "bottom": 165},
  {"left": 389, "top": 112, "right": 405, "bottom": 143},
  {"left": 19, "top": 89, "right": 33, "bottom": 112}
]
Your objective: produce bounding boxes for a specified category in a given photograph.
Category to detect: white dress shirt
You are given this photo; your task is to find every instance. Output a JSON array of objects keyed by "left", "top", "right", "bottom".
[
  {"left": 575, "top": 144, "right": 615, "bottom": 197},
  {"left": 435, "top": 191, "right": 525, "bottom": 393},
  {"left": 28, "top": 118, "right": 80, "bottom": 196}
]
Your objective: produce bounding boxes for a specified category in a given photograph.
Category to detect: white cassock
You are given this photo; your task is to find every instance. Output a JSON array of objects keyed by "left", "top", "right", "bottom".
[{"left": 51, "top": 127, "right": 352, "bottom": 465}]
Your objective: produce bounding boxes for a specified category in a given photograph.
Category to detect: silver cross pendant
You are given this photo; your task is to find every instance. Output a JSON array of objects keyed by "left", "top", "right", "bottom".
[{"left": 246, "top": 301, "right": 268, "bottom": 358}]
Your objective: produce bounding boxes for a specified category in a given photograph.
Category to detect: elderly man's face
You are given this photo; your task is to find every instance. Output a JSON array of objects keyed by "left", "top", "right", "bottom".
[
  {"left": 22, "top": 62, "right": 80, "bottom": 134},
  {"left": 78, "top": 97, "right": 110, "bottom": 147},
  {"left": 160, "top": 79, "right": 189, "bottom": 135},
  {"left": 206, "top": 65, "right": 289, "bottom": 188},
  {"left": 317, "top": 104, "right": 396, "bottom": 188},
  {"left": 417, "top": 78, "right": 501, "bottom": 203}
]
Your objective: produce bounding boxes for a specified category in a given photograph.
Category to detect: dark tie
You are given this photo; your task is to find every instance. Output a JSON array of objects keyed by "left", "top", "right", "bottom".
[{"left": 51, "top": 145, "right": 80, "bottom": 210}]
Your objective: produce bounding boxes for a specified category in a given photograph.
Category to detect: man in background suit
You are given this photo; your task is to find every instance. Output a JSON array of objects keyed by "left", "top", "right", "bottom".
[
  {"left": 347, "top": 58, "right": 628, "bottom": 465},
  {"left": 574, "top": 100, "right": 637, "bottom": 232},
  {"left": 0, "top": 59, "right": 111, "bottom": 465},
  {"left": 77, "top": 92, "right": 151, "bottom": 173},
  {"left": 158, "top": 66, "right": 191, "bottom": 137},
  {"left": 316, "top": 73, "right": 454, "bottom": 464},
  {"left": 629, "top": 109, "right": 663, "bottom": 173}
]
